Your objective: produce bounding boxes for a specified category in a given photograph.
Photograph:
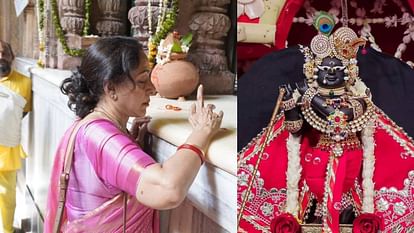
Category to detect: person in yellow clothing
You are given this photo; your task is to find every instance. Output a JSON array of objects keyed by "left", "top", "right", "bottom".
[{"left": 0, "top": 40, "right": 32, "bottom": 233}]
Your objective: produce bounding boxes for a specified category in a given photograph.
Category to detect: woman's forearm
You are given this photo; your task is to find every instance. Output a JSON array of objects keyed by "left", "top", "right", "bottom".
[{"left": 136, "top": 129, "right": 213, "bottom": 209}]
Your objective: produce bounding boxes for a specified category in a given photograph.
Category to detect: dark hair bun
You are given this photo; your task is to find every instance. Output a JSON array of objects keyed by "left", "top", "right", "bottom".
[
  {"left": 61, "top": 70, "right": 99, "bottom": 118},
  {"left": 60, "top": 36, "right": 144, "bottom": 118}
]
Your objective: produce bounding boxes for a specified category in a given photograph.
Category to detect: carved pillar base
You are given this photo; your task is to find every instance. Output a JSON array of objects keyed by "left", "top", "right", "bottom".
[
  {"left": 188, "top": 1, "right": 235, "bottom": 95},
  {"left": 189, "top": 47, "right": 235, "bottom": 94},
  {"left": 96, "top": 0, "right": 128, "bottom": 36},
  {"left": 199, "top": 71, "right": 235, "bottom": 94},
  {"left": 129, "top": 0, "right": 163, "bottom": 51},
  {"left": 57, "top": 35, "right": 98, "bottom": 69}
]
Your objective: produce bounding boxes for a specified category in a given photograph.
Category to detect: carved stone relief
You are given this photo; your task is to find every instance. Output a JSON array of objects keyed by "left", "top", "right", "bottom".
[
  {"left": 59, "top": 0, "right": 85, "bottom": 35},
  {"left": 188, "top": 0, "right": 235, "bottom": 94},
  {"left": 56, "top": 0, "right": 127, "bottom": 69},
  {"left": 96, "top": 0, "right": 128, "bottom": 36},
  {"left": 128, "top": 0, "right": 164, "bottom": 50}
]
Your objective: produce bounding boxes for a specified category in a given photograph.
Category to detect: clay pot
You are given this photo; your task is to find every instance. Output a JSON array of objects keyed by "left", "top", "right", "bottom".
[{"left": 151, "top": 54, "right": 199, "bottom": 99}]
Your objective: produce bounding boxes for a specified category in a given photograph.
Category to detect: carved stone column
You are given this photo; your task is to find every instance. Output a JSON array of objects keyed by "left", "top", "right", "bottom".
[
  {"left": 60, "top": 0, "right": 85, "bottom": 35},
  {"left": 56, "top": 0, "right": 100, "bottom": 69},
  {"left": 96, "top": 0, "right": 128, "bottom": 36},
  {"left": 187, "top": 0, "right": 235, "bottom": 94},
  {"left": 128, "top": 0, "right": 163, "bottom": 50}
]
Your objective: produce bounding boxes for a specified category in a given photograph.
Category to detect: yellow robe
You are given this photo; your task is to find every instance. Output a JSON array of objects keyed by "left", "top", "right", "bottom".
[{"left": 0, "top": 70, "right": 32, "bottom": 171}]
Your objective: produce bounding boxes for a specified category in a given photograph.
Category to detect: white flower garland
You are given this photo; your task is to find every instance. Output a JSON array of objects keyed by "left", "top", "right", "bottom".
[
  {"left": 361, "top": 119, "right": 376, "bottom": 213},
  {"left": 36, "top": 0, "right": 46, "bottom": 67},
  {"left": 284, "top": 102, "right": 377, "bottom": 218},
  {"left": 285, "top": 133, "right": 302, "bottom": 216}
]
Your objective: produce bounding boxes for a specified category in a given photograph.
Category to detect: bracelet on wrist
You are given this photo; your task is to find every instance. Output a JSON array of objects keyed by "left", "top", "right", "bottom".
[
  {"left": 282, "top": 98, "right": 297, "bottom": 111},
  {"left": 284, "top": 119, "right": 304, "bottom": 133},
  {"left": 302, "top": 87, "right": 318, "bottom": 108},
  {"left": 177, "top": 143, "right": 205, "bottom": 165}
]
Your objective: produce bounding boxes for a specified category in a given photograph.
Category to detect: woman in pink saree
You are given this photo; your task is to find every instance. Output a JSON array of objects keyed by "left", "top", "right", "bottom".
[{"left": 44, "top": 37, "right": 223, "bottom": 233}]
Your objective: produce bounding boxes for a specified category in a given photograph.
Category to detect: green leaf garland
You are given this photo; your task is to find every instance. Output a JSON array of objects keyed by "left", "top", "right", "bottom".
[
  {"left": 148, "top": 0, "right": 179, "bottom": 66},
  {"left": 49, "top": 0, "right": 92, "bottom": 57}
]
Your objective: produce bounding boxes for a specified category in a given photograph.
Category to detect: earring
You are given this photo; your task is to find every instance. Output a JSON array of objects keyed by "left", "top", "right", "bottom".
[
  {"left": 111, "top": 94, "right": 118, "bottom": 101},
  {"left": 344, "top": 76, "right": 349, "bottom": 81},
  {"left": 323, "top": 78, "right": 327, "bottom": 84}
]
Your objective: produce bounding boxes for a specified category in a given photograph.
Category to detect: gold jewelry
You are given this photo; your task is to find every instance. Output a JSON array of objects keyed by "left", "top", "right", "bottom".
[
  {"left": 300, "top": 27, "right": 366, "bottom": 88},
  {"left": 282, "top": 98, "right": 297, "bottom": 111},
  {"left": 318, "top": 86, "right": 346, "bottom": 97},
  {"left": 302, "top": 87, "right": 318, "bottom": 108},
  {"left": 284, "top": 119, "right": 303, "bottom": 133},
  {"left": 310, "top": 34, "right": 331, "bottom": 59},
  {"left": 300, "top": 46, "right": 317, "bottom": 84},
  {"left": 349, "top": 98, "right": 364, "bottom": 119},
  {"left": 301, "top": 98, "right": 375, "bottom": 140},
  {"left": 110, "top": 94, "right": 118, "bottom": 101},
  {"left": 317, "top": 133, "right": 361, "bottom": 151}
]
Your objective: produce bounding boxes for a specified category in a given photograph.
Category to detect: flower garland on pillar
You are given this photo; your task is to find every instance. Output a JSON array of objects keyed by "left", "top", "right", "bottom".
[
  {"left": 37, "top": 0, "right": 92, "bottom": 66},
  {"left": 37, "top": 0, "right": 46, "bottom": 67},
  {"left": 50, "top": 0, "right": 91, "bottom": 56},
  {"left": 147, "top": 0, "right": 179, "bottom": 68}
]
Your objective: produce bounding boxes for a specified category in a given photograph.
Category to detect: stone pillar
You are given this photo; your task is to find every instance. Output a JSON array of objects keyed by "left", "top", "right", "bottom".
[
  {"left": 128, "top": 0, "right": 163, "bottom": 50},
  {"left": 187, "top": 0, "right": 235, "bottom": 94},
  {"left": 56, "top": 0, "right": 101, "bottom": 69},
  {"left": 45, "top": 0, "right": 58, "bottom": 68},
  {"left": 22, "top": 0, "right": 39, "bottom": 58},
  {"left": 56, "top": 0, "right": 85, "bottom": 69},
  {"left": 60, "top": 0, "right": 85, "bottom": 35},
  {"left": 96, "top": 0, "right": 128, "bottom": 36}
]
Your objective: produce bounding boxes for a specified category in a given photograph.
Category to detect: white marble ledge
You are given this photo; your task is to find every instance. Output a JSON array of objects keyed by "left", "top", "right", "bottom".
[
  {"left": 30, "top": 67, "right": 71, "bottom": 87},
  {"left": 16, "top": 60, "right": 237, "bottom": 175},
  {"left": 15, "top": 56, "right": 72, "bottom": 87},
  {"left": 14, "top": 57, "right": 37, "bottom": 77},
  {"left": 147, "top": 95, "right": 237, "bottom": 175}
]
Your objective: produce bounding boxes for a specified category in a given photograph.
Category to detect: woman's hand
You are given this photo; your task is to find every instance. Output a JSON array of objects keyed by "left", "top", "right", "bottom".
[
  {"left": 189, "top": 85, "right": 223, "bottom": 137},
  {"left": 130, "top": 116, "right": 152, "bottom": 147}
]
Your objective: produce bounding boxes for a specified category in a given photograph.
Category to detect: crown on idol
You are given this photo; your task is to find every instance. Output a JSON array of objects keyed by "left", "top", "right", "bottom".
[{"left": 302, "top": 11, "right": 367, "bottom": 87}]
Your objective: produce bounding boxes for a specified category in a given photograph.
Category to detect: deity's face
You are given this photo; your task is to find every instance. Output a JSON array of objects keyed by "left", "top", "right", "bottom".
[{"left": 316, "top": 57, "right": 346, "bottom": 88}]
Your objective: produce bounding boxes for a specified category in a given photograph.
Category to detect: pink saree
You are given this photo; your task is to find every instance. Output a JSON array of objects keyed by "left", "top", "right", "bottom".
[{"left": 44, "top": 119, "right": 160, "bottom": 233}]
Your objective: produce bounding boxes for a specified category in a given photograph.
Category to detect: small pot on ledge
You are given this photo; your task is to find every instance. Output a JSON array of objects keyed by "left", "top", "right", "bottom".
[{"left": 150, "top": 52, "right": 199, "bottom": 99}]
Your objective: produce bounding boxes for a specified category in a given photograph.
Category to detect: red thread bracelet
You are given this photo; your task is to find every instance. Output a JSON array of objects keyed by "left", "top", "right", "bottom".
[{"left": 177, "top": 144, "right": 205, "bottom": 165}]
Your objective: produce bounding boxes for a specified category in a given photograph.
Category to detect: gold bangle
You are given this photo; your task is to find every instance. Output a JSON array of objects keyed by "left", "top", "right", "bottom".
[
  {"left": 284, "top": 119, "right": 304, "bottom": 133},
  {"left": 282, "top": 98, "right": 296, "bottom": 111},
  {"left": 302, "top": 87, "right": 318, "bottom": 108},
  {"left": 349, "top": 99, "right": 363, "bottom": 119}
]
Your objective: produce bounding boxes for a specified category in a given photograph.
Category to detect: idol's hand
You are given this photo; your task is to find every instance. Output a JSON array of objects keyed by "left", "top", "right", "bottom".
[
  {"left": 296, "top": 80, "right": 309, "bottom": 95},
  {"left": 280, "top": 84, "right": 294, "bottom": 101},
  {"left": 189, "top": 85, "right": 223, "bottom": 137}
]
